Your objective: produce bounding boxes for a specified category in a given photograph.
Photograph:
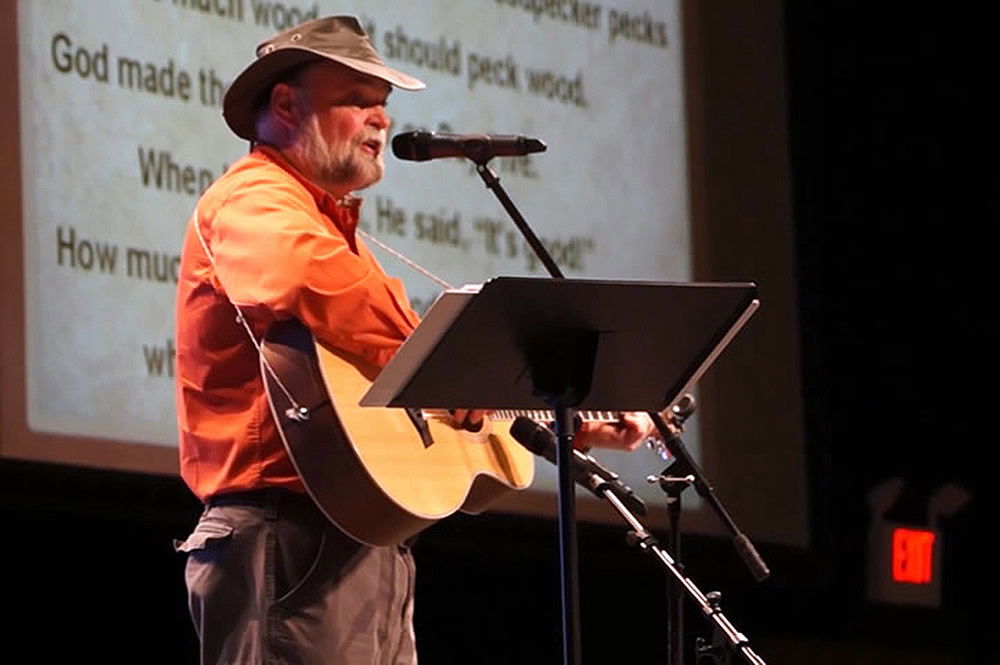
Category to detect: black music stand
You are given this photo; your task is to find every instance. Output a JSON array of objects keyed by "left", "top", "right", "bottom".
[{"left": 361, "top": 275, "right": 758, "bottom": 665}]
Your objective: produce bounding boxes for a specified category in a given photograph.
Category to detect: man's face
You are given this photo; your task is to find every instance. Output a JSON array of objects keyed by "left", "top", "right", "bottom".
[{"left": 289, "top": 62, "right": 392, "bottom": 195}]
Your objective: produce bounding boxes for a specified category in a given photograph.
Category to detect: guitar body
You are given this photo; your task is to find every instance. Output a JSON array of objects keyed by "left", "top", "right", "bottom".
[{"left": 260, "top": 319, "right": 535, "bottom": 547}]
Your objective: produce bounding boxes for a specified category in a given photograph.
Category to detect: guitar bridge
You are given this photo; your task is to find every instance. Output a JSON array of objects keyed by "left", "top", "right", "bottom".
[{"left": 405, "top": 407, "right": 434, "bottom": 448}]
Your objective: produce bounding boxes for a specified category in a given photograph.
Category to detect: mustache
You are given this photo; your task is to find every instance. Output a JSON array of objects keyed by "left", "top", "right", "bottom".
[{"left": 357, "top": 131, "right": 386, "bottom": 152}]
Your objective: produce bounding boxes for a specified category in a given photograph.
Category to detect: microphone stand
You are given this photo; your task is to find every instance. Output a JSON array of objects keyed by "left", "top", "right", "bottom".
[
  {"left": 473, "top": 159, "right": 582, "bottom": 665},
  {"left": 473, "top": 158, "right": 769, "bottom": 665},
  {"left": 650, "top": 395, "right": 771, "bottom": 665},
  {"left": 595, "top": 474, "right": 768, "bottom": 665}
]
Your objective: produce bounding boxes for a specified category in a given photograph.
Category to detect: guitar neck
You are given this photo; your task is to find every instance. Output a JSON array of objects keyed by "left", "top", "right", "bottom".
[
  {"left": 490, "top": 409, "right": 624, "bottom": 424},
  {"left": 489, "top": 408, "right": 674, "bottom": 462}
]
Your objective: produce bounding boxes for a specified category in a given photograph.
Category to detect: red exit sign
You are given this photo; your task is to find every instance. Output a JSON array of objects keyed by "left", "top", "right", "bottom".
[
  {"left": 867, "top": 522, "right": 941, "bottom": 606},
  {"left": 892, "top": 528, "right": 936, "bottom": 584},
  {"left": 866, "top": 479, "right": 969, "bottom": 608}
]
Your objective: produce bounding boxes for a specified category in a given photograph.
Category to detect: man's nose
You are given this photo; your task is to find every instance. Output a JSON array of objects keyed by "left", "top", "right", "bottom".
[{"left": 367, "top": 105, "right": 390, "bottom": 130}]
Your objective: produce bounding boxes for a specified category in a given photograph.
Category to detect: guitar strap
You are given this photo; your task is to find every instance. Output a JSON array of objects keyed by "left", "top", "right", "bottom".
[
  {"left": 356, "top": 228, "right": 454, "bottom": 291},
  {"left": 189, "top": 205, "right": 457, "bottom": 425},
  {"left": 192, "top": 213, "right": 310, "bottom": 421},
  {"left": 190, "top": 198, "right": 660, "bottom": 455}
]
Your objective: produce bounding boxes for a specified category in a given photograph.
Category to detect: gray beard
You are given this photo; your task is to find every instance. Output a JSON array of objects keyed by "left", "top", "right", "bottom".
[{"left": 290, "top": 114, "right": 381, "bottom": 193}]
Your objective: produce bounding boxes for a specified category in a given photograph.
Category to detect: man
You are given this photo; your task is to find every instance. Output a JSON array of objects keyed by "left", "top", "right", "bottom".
[{"left": 174, "top": 15, "right": 652, "bottom": 665}]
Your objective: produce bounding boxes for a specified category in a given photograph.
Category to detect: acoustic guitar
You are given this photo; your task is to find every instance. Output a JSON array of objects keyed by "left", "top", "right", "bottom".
[{"left": 260, "top": 319, "right": 634, "bottom": 546}]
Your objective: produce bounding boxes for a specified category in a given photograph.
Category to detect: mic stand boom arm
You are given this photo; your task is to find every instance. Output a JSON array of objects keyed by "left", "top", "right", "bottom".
[
  {"left": 475, "top": 162, "right": 564, "bottom": 279},
  {"left": 649, "top": 406, "right": 771, "bottom": 582},
  {"left": 596, "top": 477, "right": 768, "bottom": 665}
]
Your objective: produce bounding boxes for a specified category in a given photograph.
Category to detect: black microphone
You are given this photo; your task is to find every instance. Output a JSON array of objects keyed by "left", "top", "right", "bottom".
[
  {"left": 510, "top": 417, "right": 646, "bottom": 516},
  {"left": 391, "top": 130, "right": 547, "bottom": 162}
]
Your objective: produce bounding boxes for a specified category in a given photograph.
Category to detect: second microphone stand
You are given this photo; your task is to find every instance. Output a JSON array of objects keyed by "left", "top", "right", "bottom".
[
  {"left": 649, "top": 394, "right": 771, "bottom": 665},
  {"left": 598, "top": 466, "right": 768, "bottom": 665}
]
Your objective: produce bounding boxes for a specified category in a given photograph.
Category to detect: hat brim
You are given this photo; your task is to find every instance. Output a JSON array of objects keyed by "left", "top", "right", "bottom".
[{"left": 223, "top": 46, "right": 425, "bottom": 140}]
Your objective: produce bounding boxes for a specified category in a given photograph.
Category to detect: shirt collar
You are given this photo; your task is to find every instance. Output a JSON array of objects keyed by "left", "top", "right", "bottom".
[{"left": 253, "top": 144, "right": 362, "bottom": 245}]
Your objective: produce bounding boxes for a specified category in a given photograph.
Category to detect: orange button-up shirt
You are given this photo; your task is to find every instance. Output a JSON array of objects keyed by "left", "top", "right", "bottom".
[{"left": 175, "top": 146, "right": 420, "bottom": 501}]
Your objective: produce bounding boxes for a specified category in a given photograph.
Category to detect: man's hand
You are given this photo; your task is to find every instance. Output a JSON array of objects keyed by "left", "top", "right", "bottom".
[
  {"left": 449, "top": 409, "right": 489, "bottom": 432},
  {"left": 574, "top": 412, "right": 655, "bottom": 452},
  {"left": 448, "top": 410, "right": 655, "bottom": 449}
]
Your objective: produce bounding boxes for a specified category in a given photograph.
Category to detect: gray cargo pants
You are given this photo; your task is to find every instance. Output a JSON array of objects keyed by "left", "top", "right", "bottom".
[{"left": 176, "top": 488, "right": 417, "bottom": 665}]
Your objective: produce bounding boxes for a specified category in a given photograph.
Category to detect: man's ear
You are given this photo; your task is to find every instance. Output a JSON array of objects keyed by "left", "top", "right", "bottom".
[{"left": 269, "top": 82, "right": 303, "bottom": 132}]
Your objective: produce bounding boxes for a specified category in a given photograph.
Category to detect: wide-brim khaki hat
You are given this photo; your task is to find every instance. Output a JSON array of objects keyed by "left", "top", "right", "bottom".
[{"left": 223, "top": 15, "right": 425, "bottom": 140}]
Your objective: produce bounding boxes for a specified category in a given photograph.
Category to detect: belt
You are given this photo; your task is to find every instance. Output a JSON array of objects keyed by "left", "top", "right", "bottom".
[
  {"left": 207, "top": 487, "right": 309, "bottom": 508},
  {"left": 205, "top": 489, "right": 416, "bottom": 550}
]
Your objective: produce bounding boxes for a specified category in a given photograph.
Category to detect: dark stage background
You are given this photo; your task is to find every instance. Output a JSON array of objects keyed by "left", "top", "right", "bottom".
[{"left": 1, "top": 4, "right": 987, "bottom": 663}]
